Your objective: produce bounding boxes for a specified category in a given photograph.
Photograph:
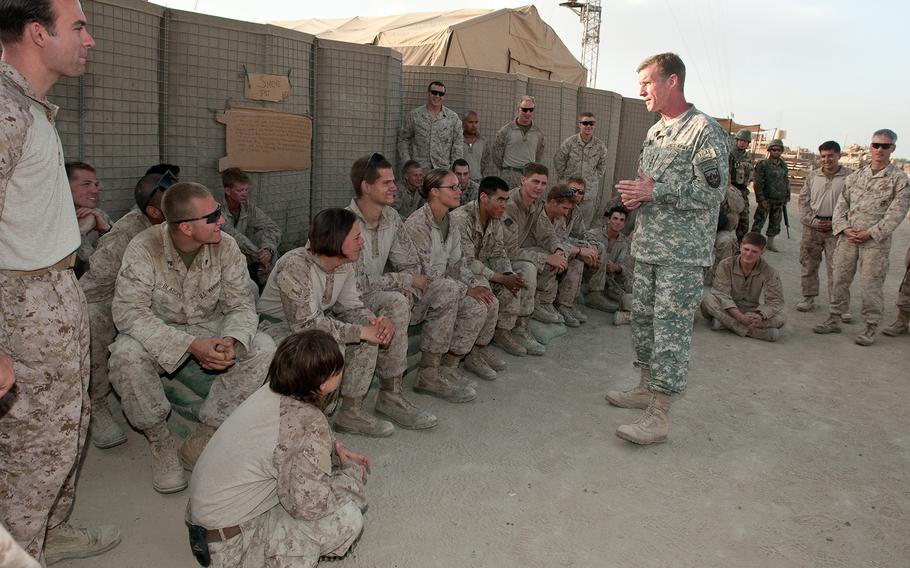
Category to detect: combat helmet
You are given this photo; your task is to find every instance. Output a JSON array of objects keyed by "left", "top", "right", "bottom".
[{"left": 734, "top": 129, "right": 752, "bottom": 142}]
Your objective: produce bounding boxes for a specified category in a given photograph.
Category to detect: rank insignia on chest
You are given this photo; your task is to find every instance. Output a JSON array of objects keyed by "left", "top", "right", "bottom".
[{"left": 702, "top": 163, "right": 721, "bottom": 188}]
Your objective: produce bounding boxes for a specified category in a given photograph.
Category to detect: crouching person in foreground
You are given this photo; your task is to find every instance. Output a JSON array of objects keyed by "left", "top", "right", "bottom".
[
  {"left": 700, "top": 232, "right": 786, "bottom": 341},
  {"left": 110, "top": 182, "right": 276, "bottom": 493},
  {"left": 187, "top": 330, "right": 369, "bottom": 567}
]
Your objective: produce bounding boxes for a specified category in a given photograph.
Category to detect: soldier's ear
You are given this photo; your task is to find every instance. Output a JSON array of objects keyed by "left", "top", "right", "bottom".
[{"left": 27, "top": 20, "right": 51, "bottom": 47}]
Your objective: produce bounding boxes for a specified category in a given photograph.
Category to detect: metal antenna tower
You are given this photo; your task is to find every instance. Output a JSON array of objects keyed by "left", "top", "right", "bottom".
[{"left": 560, "top": 0, "right": 602, "bottom": 88}]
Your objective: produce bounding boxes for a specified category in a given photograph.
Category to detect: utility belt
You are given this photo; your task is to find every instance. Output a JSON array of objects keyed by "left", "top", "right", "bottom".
[
  {"left": 814, "top": 215, "right": 832, "bottom": 221},
  {"left": 0, "top": 252, "right": 76, "bottom": 278},
  {"left": 187, "top": 521, "right": 243, "bottom": 566}
]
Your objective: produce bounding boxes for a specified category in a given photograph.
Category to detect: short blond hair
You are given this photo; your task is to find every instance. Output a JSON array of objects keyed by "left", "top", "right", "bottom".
[
  {"left": 162, "top": 182, "right": 212, "bottom": 224},
  {"left": 637, "top": 52, "right": 686, "bottom": 88}
]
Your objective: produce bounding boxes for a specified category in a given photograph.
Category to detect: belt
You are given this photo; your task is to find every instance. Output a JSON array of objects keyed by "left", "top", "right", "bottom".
[
  {"left": 502, "top": 166, "right": 526, "bottom": 172},
  {"left": 814, "top": 215, "right": 832, "bottom": 221},
  {"left": 206, "top": 525, "right": 242, "bottom": 543},
  {"left": 0, "top": 252, "right": 76, "bottom": 278}
]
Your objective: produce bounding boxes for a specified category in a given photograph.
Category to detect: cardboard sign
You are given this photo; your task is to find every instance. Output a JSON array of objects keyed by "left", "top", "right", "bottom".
[
  {"left": 216, "top": 105, "right": 311, "bottom": 172},
  {"left": 244, "top": 73, "right": 290, "bottom": 102}
]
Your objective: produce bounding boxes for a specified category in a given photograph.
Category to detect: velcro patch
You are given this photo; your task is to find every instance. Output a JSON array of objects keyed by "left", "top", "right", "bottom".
[{"left": 702, "top": 161, "right": 721, "bottom": 188}]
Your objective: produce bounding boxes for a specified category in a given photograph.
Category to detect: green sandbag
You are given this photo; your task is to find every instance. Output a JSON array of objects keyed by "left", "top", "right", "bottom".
[
  {"left": 162, "top": 378, "right": 203, "bottom": 423},
  {"left": 172, "top": 361, "right": 216, "bottom": 398},
  {"left": 528, "top": 318, "right": 568, "bottom": 345}
]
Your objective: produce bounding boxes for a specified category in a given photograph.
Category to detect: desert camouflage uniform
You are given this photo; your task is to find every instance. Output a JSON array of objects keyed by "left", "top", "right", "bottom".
[
  {"left": 584, "top": 225, "right": 633, "bottom": 296},
  {"left": 751, "top": 157, "right": 789, "bottom": 238},
  {"left": 75, "top": 208, "right": 111, "bottom": 277},
  {"left": 729, "top": 145, "right": 753, "bottom": 242},
  {"left": 501, "top": 188, "right": 565, "bottom": 325},
  {"left": 463, "top": 135, "right": 492, "bottom": 183},
  {"left": 896, "top": 245, "right": 910, "bottom": 313},
  {"left": 451, "top": 201, "right": 520, "bottom": 330},
  {"left": 492, "top": 121, "right": 546, "bottom": 189},
  {"left": 80, "top": 208, "right": 153, "bottom": 404},
  {"left": 109, "top": 225, "right": 274, "bottom": 430},
  {"left": 706, "top": 186, "right": 746, "bottom": 286},
  {"left": 398, "top": 105, "right": 463, "bottom": 171},
  {"left": 257, "top": 247, "right": 379, "bottom": 398},
  {"left": 459, "top": 179, "right": 480, "bottom": 205},
  {"left": 189, "top": 386, "right": 366, "bottom": 567},
  {"left": 539, "top": 213, "right": 585, "bottom": 309},
  {"left": 553, "top": 133, "right": 608, "bottom": 226},
  {"left": 391, "top": 184, "right": 425, "bottom": 220},
  {"left": 0, "top": 62, "right": 90, "bottom": 559},
  {"left": 798, "top": 166, "right": 851, "bottom": 301},
  {"left": 700, "top": 255, "right": 786, "bottom": 336},
  {"left": 829, "top": 163, "right": 910, "bottom": 323},
  {"left": 403, "top": 204, "right": 498, "bottom": 354},
  {"left": 221, "top": 199, "right": 282, "bottom": 266},
  {"left": 631, "top": 106, "right": 729, "bottom": 395}
]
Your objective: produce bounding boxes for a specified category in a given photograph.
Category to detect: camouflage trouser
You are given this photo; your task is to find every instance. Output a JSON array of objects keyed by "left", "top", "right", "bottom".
[
  {"left": 0, "top": 268, "right": 90, "bottom": 559},
  {"left": 799, "top": 227, "right": 837, "bottom": 300},
  {"left": 576, "top": 183, "right": 601, "bottom": 228},
  {"left": 87, "top": 301, "right": 116, "bottom": 402},
  {"left": 630, "top": 262, "right": 704, "bottom": 395},
  {"left": 538, "top": 257, "right": 583, "bottom": 308},
  {"left": 733, "top": 184, "right": 750, "bottom": 242},
  {"left": 494, "top": 260, "right": 537, "bottom": 329},
  {"left": 586, "top": 263, "right": 629, "bottom": 297},
  {"left": 498, "top": 168, "right": 523, "bottom": 191},
  {"left": 699, "top": 294, "right": 787, "bottom": 336},
  {"left": 206, "top": 501, "right": 364, "bottom": 568},
  {"left": 449, "top": 294, "right": 499, "bottom": 355},
  {"left": 362, "top": 291, "right": 410, "bottom": 379},
  {"left": 897, "top": 262, "right": 910, "bottom": 313},
  {"left": 751, "top": 202, "right": 785, "bottom": 238},
  {"left": 108, "top": 330, "right": 275, "bottom": 430},
  {"left": 410, "top": 278, "right": 462, "bottom": 354},
  {"left": 829, "top": 237, "right": 891, "bottom": 324}
]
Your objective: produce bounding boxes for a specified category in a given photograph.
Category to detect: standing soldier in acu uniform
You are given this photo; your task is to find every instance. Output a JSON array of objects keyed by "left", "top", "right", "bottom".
[
  {"left": 729, "top": 129, "right": 754, "bottom": 243},
  {"left": 750, "top": 139, "right": 789, "bottom": 252},
  {"left": 609, "top": 53, "right": 729, "bottom": 445}
]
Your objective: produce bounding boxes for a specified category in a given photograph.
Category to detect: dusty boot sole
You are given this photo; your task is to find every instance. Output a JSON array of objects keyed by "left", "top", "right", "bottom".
[
  {"left": 45, "top": 530, "right": 122, "bottom": 565},
  {"left": 153, "top": 478, "right": 188, "bottom": 494},
  {"left": 413, "top": 384, "right": 476, "bottom": 403},
  {"left": 882, "top": 326, "right": 908, "bottom": 337},
  {"left": 374, "top": 405, "right": 438, "bottom": 430},
  {"left": 333, "top": 421, "right": 395, "bottom": 438},
  {"left": 615, "top": 427, "right": 667, "bottom": 445},
  {"left": 92, "top": 430, "right": 128, "bottom": 450}
]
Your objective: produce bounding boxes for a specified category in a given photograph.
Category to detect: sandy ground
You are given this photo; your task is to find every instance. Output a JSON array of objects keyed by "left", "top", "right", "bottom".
[{"left": 60, "top": 203, "right": 910, "bottom": 568}]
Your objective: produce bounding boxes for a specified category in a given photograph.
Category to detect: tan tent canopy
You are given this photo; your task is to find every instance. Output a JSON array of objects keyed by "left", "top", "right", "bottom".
[
  {"left": 714, "top": 118, "right": 762, "bottom": 135},
  {"left": 273, "top": 6, "right": 587, "bottom": 86}
]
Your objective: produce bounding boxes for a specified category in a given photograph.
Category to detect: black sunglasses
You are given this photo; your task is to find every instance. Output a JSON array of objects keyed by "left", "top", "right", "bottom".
[
  {"left": 769, "top": 147, "right": 783, "bottom": 152},
  {"left": 140, "top": 169, "right": 177, "bottom": 210},
  {"left": 176, "top": 203, "right": 223, "bottom": 225},
  {"left": 871, "top": 143, "right": 893, "bottom": 150},
  {"left": 579, "top": 121, "right": 595, "bottom": 126},
  {"left": 556, "top": 190, "right": 575, "bottom": 199},
  {"left": 429, "top": 89, "right": 446, "bottom": 97},
  {"left": 367, "top": 152, "right": 386, "bottom": 168},
  {"left": 519, "top": 107, "right": 535, "bottom": 113},
  {"left": 569, "top": 186, "right": 586, "bottom": 195}
]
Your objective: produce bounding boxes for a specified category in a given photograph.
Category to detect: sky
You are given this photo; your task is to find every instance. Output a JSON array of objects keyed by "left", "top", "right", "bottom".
[{"left": 151, "top": 0, "right": 910, "bottom": 159}]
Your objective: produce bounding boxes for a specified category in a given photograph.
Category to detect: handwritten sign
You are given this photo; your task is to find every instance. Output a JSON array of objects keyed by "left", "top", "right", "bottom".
[
  {"left": 216, "top": 105, "right": 311, "bottom": 172},
  {"left": 244, "top": 73, "right": 290, "bottom": 102}
]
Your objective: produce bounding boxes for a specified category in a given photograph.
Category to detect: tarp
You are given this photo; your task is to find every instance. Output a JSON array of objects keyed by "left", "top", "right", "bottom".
[
  {"left": 714, "top": 118, "right": 762, "bottom": 135},
  {"left": 273, "top": 6, "right": 587, "bottom": 86}
]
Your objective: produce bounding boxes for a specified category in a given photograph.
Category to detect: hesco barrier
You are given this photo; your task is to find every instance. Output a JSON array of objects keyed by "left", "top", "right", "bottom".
[{"left": 49, "top": 0, "right": 656, "bottom": 247}]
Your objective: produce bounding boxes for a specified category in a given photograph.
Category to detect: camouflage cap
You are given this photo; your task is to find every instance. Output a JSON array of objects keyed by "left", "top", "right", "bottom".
[
  {"left": 734, "top": 129, "right": 752, "bottom": 142},
  {"left": 768, "top": 139, "right": 784, "bottom": 150}
]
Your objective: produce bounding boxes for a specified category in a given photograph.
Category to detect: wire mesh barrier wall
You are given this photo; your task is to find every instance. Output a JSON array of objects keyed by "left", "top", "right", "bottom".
[{"left": 47, "top": 0, "right": 656, "bottom": 244}]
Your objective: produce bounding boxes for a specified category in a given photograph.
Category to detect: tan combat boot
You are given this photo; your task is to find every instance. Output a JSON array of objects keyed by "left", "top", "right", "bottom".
[
  {"left": 747, "top": 327, "right": 781, "bottom": 342},
  {"left": 178, "top": 423, "right": 217, "bottom": 470},
  {"left": 44, "top": 523, "right": 121, "bottom": 565},
  {"left": 855, "top": 323, "right": 877, "bottom": 347},
  {"left": 556, "top": 304, "right": 580, "bottom": 327},
  {"left": 882, "top": 310, "right": 910, "bottom": 336},
  {"left": 585, "top": 291, "right": 619, "bottom": 313},
  {"left": 813, "top": 315, "right": 842, "bottom": 334},
  {"left": 513, "top": 317, "right": 545, "bottom": 356},
  {"left": 414, "top": 351, "right": 476, "bottom": 403},
  {"left": 795, "top": 296, "right": 815, "bottom": 312},
  {"left": 493, "top": 327, "right": 527, "bottom": 356},
  {"left": 375, "top": 375, "right": 437, "bottom": 430},
  {"left": 462, "top": 349, "right": 497, "bottom": 381},
  {"left": 478, "top": 344, "right": 506, "bottom": 371},
  {"left": 615, "top": 390, "right": 672, "bottom": 445},
  {"left": 334, "top": 396, "right": 394, "bottom": 437},
  {"left": 613, "top": 310, "right": 631, "bottom": 326},
  {"left": 143, "top": 422, "right": 188, "bottom": 494},
  {"left": 605, "top": 367, "right": 652, "bottom": 409},
  {"left": 441, "top": 352, "right": 479, "bottom": 388},
  {"left": 90, "top": 397, "right": 127, "bottom": 449}
]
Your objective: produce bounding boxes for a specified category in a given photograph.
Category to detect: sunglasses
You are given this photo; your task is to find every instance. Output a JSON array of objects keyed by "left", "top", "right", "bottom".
[
  {"left": 176, "top": 203, "right": 223, "bottom": 224},
  {"left": 769, "top": 147, "right": 783, "bottom": 152},
  {"left": 141, "top": 169, "right": 177, "bottom": 210},
  {"left": 555, "top": 190, "right": 576, "bottom": 199},
  {"left": 568, "top": 186, "right": 586, "bottom": 195},
  {"left": 579, "top": 121, "right": 595, "bottom": 126},
  {"left": 871, "top": 143, "right": 893, "bottom": 150},
  {"left": 367, "top": 152, "right": 386, "bottom": 168},
  {"left": 429, "top": 90, "right": 446, "bottom": 97},
  {"left": 519, "top": 107, "right": 535, "bottom": 113}
]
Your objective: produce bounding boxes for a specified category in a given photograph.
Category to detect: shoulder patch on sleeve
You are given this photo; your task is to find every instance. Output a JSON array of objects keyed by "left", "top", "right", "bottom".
[
  {"left": 702, "top": 161, "right": 721, "bottom": 189},
  {"left": 694, "top": 147, "right": 718, "bottom": 164}
]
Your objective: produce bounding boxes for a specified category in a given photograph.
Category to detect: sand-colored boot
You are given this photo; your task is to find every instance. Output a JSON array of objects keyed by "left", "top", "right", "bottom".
[
  {"left": 605, "top": 367, "right": 652, "bottom": 409},
  {"left": 855, "top": 323, "right": 877, "bottom": 347},
  {"left": 462, "top": 348, "right": 497, "bottom": 381},
  {"left": 513, "top": 317, "right": 545, "bottom": 356},
  {"left": 813, "top": 315, "right": 842, "bottom": 334},
  {"left": 585, "top": 291, "right": 619, "bottom": 313},
  {"left": 90, "top": 397, "right": 127, "bottom": 449},
  {"left": 615, "top": 391, "right": 672, "bottom": 445},
  {"left": 532, "top": 302, "right": 563, "bottom": 324},
  {"left": 882, "top": 310, "right": 909, "bottom": 337},
  {"left": 795, "top": 296, "right": 815, "bottom": 312},
  {"left": 556, "top": 305, "right": 580, "bottom": 327},
  {"left": 143, "top": 422, "right": 187, "bottom": 494},
  {"left": 375, "top": 376, "right": 437, "bottom": 430},
  {"left": 478, "top": 344, "right": 506, "bottom": 371},
  {"left": 414, "top": 352, "right": 476, "bottom": 403},
  {"left": 747, "top": 327, "right": 780, "bottom": 342},
  {"left": 493, "top": 328, "right": 527, "bottom": 356},
  {"left": 44, "top": 523, "right": 121, "bottom": 565},
  {"left": 178, "top": 423, "right": 217, "bottom": 470},
  {"left": 441, "top": 352, "right": 478, "bottom": 389},
  {"left": 335, "top": 396, "right": 394, "bottom": 437}
]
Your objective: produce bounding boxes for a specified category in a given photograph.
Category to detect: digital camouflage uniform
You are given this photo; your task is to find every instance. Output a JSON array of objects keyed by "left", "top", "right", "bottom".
[
  {"left": 459, "top": 179, "right": 480, "bottom": 206},
  {"left": 80, "top": 208, "right": 153, "bottom": 406},
  {"left": 829, "top": 163, "right": 910, "bottom": 323},
  {"left": 391, "top": 184, "right": 425, "bottom": 221},
  {"left": 75, "top": 208, "right": 111, "bottom": 277},
  {"left": 751, "top": 157, "right": 789, "bottom": 238},
  {"left": 450, "top": 201, "right": 520, "bottom": 330},
  {"left": 397, "top": 105, "right": 463, "bottom": 171},
  {"left": 189, "top": 386, "right": 366, "bottom": 567},
  {"left": 798, "top": 166, "right": 851, "bottom": 301},
  {"left": 701, "top": 255, "right": 786, "bottom": 336},
  {"left": 220, "top": 198, "right": 282, "bottom": 267},
  {"left": 501, "top": 188, "right": 565, "bottom": 326},
  {"left": 492, "top": 121, "right": 546, "bottom": 189},
  {"left": 729, "top": 145, "right": 753, "bottom": 242},
  {"left": 631, "top": 106, "right": 728, "bottom": 395},
  {"left": 0, "top": 62, "right": 91, "bottom": 559},
  {"left": 257, "top": 247, "right": 382, "bottom": 399},
  {"left": 403, "top": 204, "right": 498, "bottom": 354},
  {"left": 553, "top": 133, "right": 609, "bottom": 226},
  {"left": 584, "top": 225, "right": 633, "bottom": 297},
  {"left": 109, "top": 225, "right": 275, "bottom": 431},
  {"left": 463, "top": 135, "right": 492, "bottom": 183}
]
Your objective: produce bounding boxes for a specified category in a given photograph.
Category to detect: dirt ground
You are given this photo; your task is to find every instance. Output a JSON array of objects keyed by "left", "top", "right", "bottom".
[{"left": 60, "top": 203, "right": 910, "bottom": 568}]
